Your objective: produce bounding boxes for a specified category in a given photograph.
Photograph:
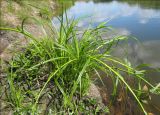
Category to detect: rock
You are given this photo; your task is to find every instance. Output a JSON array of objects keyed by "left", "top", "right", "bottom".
[
  {"left": 148, "top": 113, "right": 154, "bottom": 115},
  {"left": 88, "top": 83, "right": 102, "bottom": 104},
  {"left": 142, "top": 85, "right": 149, "bottom": 92},
  {"left": 0, "top": 38, "right": 9, "bottom": 54}
]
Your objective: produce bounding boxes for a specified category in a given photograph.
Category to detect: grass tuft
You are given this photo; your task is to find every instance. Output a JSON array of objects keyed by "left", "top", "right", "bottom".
[{"left": 0, "top": 14, "right": 160, "bottom": 114}]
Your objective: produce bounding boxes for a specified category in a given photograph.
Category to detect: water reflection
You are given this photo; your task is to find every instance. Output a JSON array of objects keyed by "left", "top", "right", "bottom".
[
  {"left": 53, "top": 0, "right": 160, "bottom": 68},
  {"left": 53, "top": 0, "right": 160, "bottom": 66},
  {"left": 119, "top": 0, "right": 160, "bottom": 10},
  {"left": 112, "top": 40, "right": 160, "bottom": 68},
  {"left": 136, "top": 40, "right": 160, "bottom": 68},
  {"left": 91, "top": 0, "right": 160, "bottom": 10},
  {"left": 62, "top": 0, "right": 160, "bottom": 40}
]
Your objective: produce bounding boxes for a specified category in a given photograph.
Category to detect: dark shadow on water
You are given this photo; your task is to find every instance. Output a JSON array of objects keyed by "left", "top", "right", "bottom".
[{"left": 91, "top": 0, "right": 160, "bottom": 10}]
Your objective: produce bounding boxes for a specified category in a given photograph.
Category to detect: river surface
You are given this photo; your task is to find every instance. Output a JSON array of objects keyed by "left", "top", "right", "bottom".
[
  {"left": 53, "top": 0, "right": 160, "bottom": 114},
  {"left": 53, "top": 0, "right": 160, "bottom": 68}
]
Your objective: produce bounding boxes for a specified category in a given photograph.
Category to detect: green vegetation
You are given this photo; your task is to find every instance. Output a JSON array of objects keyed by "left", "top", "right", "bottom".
[
  {"left": 0, "top": 0, "right": 75, "bottom": 29},
  {"left": 1, "top": 13, "right": 160, "bottom": 114},
  {"left": 120, "top": 0, "right": 160, "bottom": 9},
  {"left": 1, "top": 0, "right": 160, "bottom": 115},
  {"left": 93, "top": 0, "right": 160, "bottom": 9}
]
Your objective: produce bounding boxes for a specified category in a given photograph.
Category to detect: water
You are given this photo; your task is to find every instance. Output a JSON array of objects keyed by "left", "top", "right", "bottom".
[
  {"left": 66, "top": 0, "right": 160, "bottom": 41},
  {"left": 54, "top": 0, "right": 160, "bottom": 113},
  {"left": 54, "top": 0, "right": 160, "bottom": 68}
]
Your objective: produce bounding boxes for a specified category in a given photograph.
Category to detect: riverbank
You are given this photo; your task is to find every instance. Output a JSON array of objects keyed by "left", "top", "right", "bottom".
[
  {"left": 0, "top": 1, "right": 107, "bottom": 114},
  {"left": 1, "top": 0, "right": 159, "bottom": 115}
]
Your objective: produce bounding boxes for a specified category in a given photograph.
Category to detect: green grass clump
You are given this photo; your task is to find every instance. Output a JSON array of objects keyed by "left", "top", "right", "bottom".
[{"left": 0, "top": 14, "right": 160, "bottom": 114}]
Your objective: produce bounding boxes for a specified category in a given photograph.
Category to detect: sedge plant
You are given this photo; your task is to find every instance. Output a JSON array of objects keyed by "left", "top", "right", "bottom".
[{"left": 0, "top": 14, "right": 160, "bottom": 114}]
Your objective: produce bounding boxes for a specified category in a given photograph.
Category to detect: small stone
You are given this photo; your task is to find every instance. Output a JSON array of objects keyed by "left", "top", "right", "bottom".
[
  {"left": 117, "top": 97, "right": 122, "bottom": 102},
  {"left": 143, "top": 85, "right": 149, "bottom": 92},
  {"left": 86, "top": 107, "right": 89, "bottom": 111},
  {"left": 0, "top": 39, "right": 9, "bottom": 54},
  {"left": 148, "top": 112, "right": 154, "bottom": 115}
]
